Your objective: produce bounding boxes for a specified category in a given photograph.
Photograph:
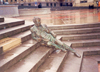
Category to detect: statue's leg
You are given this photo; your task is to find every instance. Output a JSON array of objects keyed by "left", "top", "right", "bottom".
[
  {"left": 63, "top": 43, "right": 75, "bottom": 53},
  {"left": 48, "top": 34, "right": 80, "bottom": 57},
  {"left": 47, "top": 41, "right": 67, "bottom": 52},
  {"left": 54, "top": 38, "right": 76, "bottom": 52},
  {"left": 63, "top": 43, "right": 81, "bottom": 58}
]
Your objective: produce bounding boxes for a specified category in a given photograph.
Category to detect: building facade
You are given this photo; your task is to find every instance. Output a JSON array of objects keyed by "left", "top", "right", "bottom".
[{"left": 0, "top": 0, "right": 99, "bottom": 7}]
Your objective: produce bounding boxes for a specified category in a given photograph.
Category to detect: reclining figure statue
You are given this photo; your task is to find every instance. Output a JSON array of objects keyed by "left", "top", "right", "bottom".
[{"left": 30, "top": 17, "right": 81, "bottom": 58}]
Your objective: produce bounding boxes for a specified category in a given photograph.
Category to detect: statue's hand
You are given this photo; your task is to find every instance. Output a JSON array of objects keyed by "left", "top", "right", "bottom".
[
  {"left": 43, "top": 38, "right": 49, "bottom": 42},
  {"left": 37, "top": 38, "right": 42, "bottom": 42},
  {"left": 46, "top": 30, "right": 50, "bottom": 33}
]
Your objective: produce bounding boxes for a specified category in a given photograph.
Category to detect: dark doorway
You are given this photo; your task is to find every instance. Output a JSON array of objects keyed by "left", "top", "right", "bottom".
[
  {"left": 46, "top": 3, "right": 49, "bottom": 6},
  {"left": 54, "top": 3, "right": 56, "bottom": 6},
  {"left": 50, "top": 3, "right": 52, "bottom": 6}
]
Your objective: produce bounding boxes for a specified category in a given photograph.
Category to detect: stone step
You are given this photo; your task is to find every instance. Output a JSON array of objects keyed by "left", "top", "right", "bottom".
[
  {"left": 48, "top": 22, "right": 100, "bottom": 30},
  {"left": 53, "top": 27, "right": 100, "bottom": 35},
  {"left": 0, "top": 39, "right": 40, "bottom": 72},
  {"left": 0, "top": 38, "right": 21, "bottom": 54},
  {"left": 0, "top": 24, "right": 33, "bottom": 40},
  {"left": 61, "top": 33, "right": 100, "bottom": 41},
  {"left": 5, "top": 46, "right": 54, "bottom": 72},
  {"left": 68, "top": 39, "right": 100, "bottom": 48},
  {"left": 37, "top": 51, "right": 67, "bottom": 72},
  {"left": 0, "top": 19, "right": 25, "bottom": 30},
  {"left": 12, "top": 30, "right": 31, "bottom": 43},
  {"left": 0, "top": 30, "right": 31, "bottom": 54},
  {"left": 59, "top": 49, "right": 83, "bottom": 72},
  {"left": 59, "top": 46, "right": 100, "bottom": 72},
  {"left": 0, "top": 17, "right": 4, "bottom": 22}
]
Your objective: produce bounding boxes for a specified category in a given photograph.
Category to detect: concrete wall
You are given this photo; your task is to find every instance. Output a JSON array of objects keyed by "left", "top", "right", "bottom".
[
  {"left": 0, "top": 5, "right": 19, "bottom": 17},
  {"left": 19, "top": 8, "right": 51, "bottom": 16}
]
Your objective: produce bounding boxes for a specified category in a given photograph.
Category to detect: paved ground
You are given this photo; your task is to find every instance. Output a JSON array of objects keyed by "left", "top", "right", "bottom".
[{"left": 13, "top": 9, "right": 100, "bottom": 25}]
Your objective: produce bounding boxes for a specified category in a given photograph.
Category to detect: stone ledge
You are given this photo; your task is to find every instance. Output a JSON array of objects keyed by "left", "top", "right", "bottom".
[
  {"left": 19, "top": 8, "right": 51, "bottom": 16},
  {"left": 0, "top": 5, "right": 19, "bottom": 17}
]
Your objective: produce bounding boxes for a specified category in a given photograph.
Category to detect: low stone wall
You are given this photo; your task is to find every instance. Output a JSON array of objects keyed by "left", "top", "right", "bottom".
[
  {"left": 19, "top": 8, "right": 51, "bottom": 16},
  {"left": 0, "top": 5, "right": 19, "bottom": 17}
]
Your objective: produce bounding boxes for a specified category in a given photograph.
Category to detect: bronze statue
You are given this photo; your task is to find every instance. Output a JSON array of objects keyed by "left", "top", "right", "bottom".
[{"left": 30, "top": 17, "right": 81, "bottom": 58}]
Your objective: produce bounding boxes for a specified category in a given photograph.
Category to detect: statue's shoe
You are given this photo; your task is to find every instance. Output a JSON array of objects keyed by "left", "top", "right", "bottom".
[
  {"left": 55, "top": 50, "right": 61, "bottom": 54},
  {"left": 74, "top": 53, "right": 81, "bottom": 58},
  {"left": 62, "top": 49, "right": 67, "bottom": 53}
]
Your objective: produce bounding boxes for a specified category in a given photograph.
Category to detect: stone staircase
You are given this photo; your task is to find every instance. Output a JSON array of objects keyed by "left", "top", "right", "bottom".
[{"left": 0, "top": 17, "right": 100, "bottom": 72}]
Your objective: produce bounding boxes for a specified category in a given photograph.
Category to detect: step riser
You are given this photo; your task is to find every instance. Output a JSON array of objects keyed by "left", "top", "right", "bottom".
[
  {"left": 0, "top": 21, "right": 25, "bottom": 30},
  {"left": 37, "top": 51, "right": 68, "bottom": 72},
  {"left": 71, "top": 42, "right": 100, "bottom": 48},
  {"left": 0, "top": 26, "right": 30, "bottom": 40},
  {"left": 57, "top": 52, "right": 68, "bottom": 72},
  {"left": 21, "top": 34, "right": 31, "bottom": 43},
  {"left": 30, "top": 48, "right": 54, "bottom": 72},
  {"left": 0, "top": 46, "right": 3, "bottom": 54},
  {"left": 83, "top": 51, "right": 100, "bottom": 56},
  {"left": 61, "top": 34, "right": 100, "bottom": 41},
  {"left": 0, "top": 38, "right": 21, "bottom": 53},
  {"left": 49, "top": 23, "right": 100, "bottom": 30},
  {"left": 54, "top": 29, "right": 100, "bottom": 35},
  {"left": 0, "top": 42, "right": 40, "bottom": 72},
  {"left": 0, "top": 18, "right": 4, "bottom": 22}
]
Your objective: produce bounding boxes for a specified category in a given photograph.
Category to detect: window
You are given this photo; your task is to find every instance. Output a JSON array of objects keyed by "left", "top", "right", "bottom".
[
  {"left": 80, "top": 0, "right": 87, "bottom": 3},
  {"left": 6, "top": 0, "right": 8, "bottom": 2}
]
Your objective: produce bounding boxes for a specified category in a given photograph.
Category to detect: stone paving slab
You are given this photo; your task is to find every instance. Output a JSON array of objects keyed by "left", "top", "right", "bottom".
[{"left": 81, "top": 55, "right": 100, "bottom": 72}]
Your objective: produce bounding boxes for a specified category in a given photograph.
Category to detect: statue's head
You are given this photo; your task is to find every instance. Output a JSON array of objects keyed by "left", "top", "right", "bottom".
[{"left": 33, "top": 17, "right": 41, "bottom": 26}]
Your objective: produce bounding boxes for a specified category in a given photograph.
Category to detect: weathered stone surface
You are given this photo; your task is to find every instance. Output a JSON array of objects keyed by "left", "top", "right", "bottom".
[
  {"left": 0, "top": 5, "right": 19, "bottom": 17},
  {"left": 5, "top": 46, "right": 53, "bottom": 72},
  {"left": 19, "top": 8, "right": 51, "bottom": 16},
  {"left": 0, "top": 17, "right": 4, "bottom": 22},
  {"left": 0, "top": 20, "right": 24, "bottom": 30},
  {"left": 0, "top": 46, "right": 3, "bottom": 54},
  {"left": 81, "top": 55, "right": 99, "bottom": 72},
  {"left": 53, "top": 27, "right": 100, "bottom": 35},
  {"left": 37, "top": 51, "right": 67, "bottom": 72},
  {"left": 0, "top": 24, "right": 32, "bottom": 40},
  {"left": 0, "top": 39, "right": 39, "bottom": 72},
  {"left": 12, "top": 30, "right": 31, "bottom": 43},
  {"left": 61, "top": 33, "right": 100, "bottom": 41},
  {"left": 48, "top": 23, "right": 100, "bottom": 30}
]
